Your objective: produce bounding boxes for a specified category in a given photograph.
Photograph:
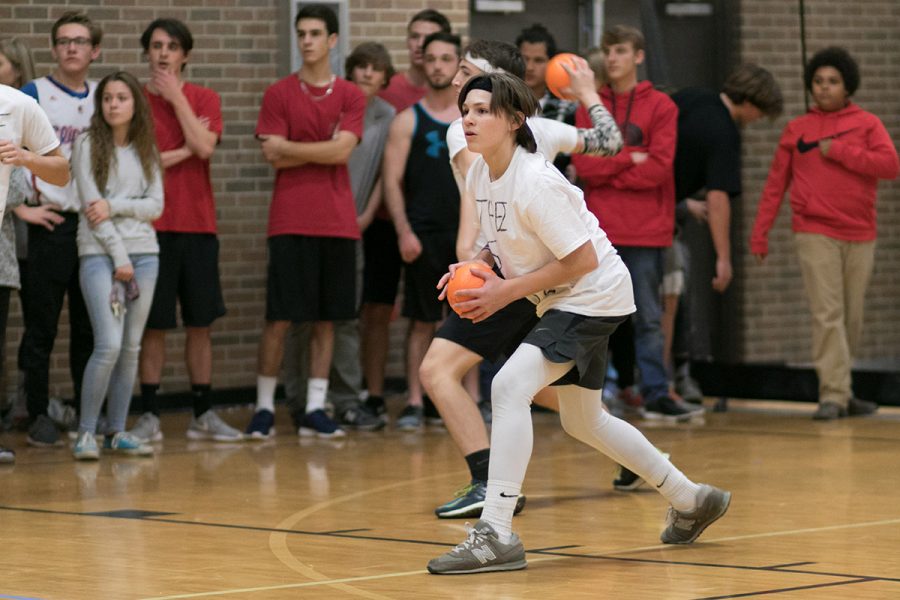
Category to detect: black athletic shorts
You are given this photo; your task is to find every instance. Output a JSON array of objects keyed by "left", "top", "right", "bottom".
[
  {"left": 265, "top": 235, "right": 356, "bottom": 323},
  {"left": 361, "top": 218, "right": 402, "bottom": 305},
  {"left": 146, "top": 232, "right": 226, "bottom": 329},
  {"left": 402, "top": 230, "right": 456, "bottom": 322},
  {"left": 522, "top": 310, "right": 629, "bottom": 390},
  {"left": 434, "top": 297, "right": 539, "bottom": 364}
]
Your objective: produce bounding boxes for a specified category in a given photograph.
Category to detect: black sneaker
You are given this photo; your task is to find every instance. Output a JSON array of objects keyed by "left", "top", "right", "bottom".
[
  {"left": 641, "top": 396, "right": 702, "bottom": 422},
  {"left": 477, "top": 399, "right": 492, "bottom": 424},
  {"left": 27, "top": 414, "right": 61, "bottom": 447},
  {"left": 847, "top": 397, "right": 878, "bottom": 416},
  {"left": 424, "top": 396, "right": 443, "bottom": 426},
  {"left": 364, "top": 395, "right": 386, "bottom": 416},
  {"left": 613, "top": 451, "right": 669, "bottom": 491},
  {"left": 340, "top": 404, "right": 386, "bottom": 431}
]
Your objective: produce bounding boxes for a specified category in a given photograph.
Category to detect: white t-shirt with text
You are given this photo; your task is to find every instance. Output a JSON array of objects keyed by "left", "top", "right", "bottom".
[
  {"left": 0, "top": 85, "right": 60, "bottom": 214},
  {"left": 467, "top": 146, "right": 635, "bottom": 318}
]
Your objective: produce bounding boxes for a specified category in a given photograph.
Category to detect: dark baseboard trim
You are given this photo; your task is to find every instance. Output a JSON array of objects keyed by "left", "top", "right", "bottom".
[{"left": 691, "top": 362, "right": 900, "bottom": 406}]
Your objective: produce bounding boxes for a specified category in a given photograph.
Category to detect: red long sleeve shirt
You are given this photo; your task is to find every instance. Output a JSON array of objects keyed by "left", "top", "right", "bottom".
[
  {"left": 751, "top": 102, "right": 899, "bottom": 255},
  {"left": 571, "top": 81, "right": 678, "bottom": 247}
]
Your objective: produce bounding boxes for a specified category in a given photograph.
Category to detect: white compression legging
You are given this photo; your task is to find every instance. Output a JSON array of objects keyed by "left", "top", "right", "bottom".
[{"left": 482, "top": 343, "right": 698, "bottom": 538}]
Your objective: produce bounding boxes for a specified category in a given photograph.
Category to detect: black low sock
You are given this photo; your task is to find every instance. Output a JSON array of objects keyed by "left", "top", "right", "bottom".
[
  {"left": 465, "top": 448, "right": 491, "bottom": 484},
  {"left": 191, "top": 384, "right": 212, "bottom": 418},
  {"left": 141, "top": 384, "right": 160, "bottom": 417}
]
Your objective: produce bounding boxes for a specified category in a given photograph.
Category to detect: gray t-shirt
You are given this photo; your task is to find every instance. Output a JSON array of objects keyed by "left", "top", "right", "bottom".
[{"left": 347, "top": 96, "right": 394, "bottom": 215}]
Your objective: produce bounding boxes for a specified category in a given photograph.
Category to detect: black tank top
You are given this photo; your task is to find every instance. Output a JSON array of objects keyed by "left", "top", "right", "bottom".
[{"left": 403, "top": 103, "right": 460, "bottom": 233}]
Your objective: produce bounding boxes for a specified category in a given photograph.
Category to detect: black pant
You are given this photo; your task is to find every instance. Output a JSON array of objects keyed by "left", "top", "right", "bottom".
[{"left": 19, "top": 214, "right": 93, "bottom": 417}]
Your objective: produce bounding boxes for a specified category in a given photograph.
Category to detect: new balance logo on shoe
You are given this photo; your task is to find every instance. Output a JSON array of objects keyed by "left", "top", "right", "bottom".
[
  {"left": 499, "top": 492, "right": 517, "bottom": 498},
  {"left": 471, "top": 545, "right": 498, "bottom": 565}
]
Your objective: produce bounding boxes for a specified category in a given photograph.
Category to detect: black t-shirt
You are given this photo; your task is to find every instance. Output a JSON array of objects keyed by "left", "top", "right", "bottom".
[
  {"left": 404, "top": 103, "right": 460, "bottom": 233},
  {"left": 672, "top": 88, "right": 742, "bottom": 201}
]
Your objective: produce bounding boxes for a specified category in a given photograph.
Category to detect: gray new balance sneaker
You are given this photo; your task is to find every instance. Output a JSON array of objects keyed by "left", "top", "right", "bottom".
[
  {"left": 427, "top": 520, "right": 527, "bottom": 574},
  {"left": 187, "top": 411, "right": 244, "bottom": 442},
  {"left": 661, "top": 484, "right": 731, "bottom": 544},
  {"left": 129, "top": 412, "right": 163, "bottom": 443}
]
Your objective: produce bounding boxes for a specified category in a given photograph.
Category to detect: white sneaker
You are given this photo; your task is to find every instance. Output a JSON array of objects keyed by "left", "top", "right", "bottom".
[
  {"left": 187, "top": 410, "right": 244, "bottom": 442},
  {"left": 128, "top": 412, "right": 163, "bottom": 443}
]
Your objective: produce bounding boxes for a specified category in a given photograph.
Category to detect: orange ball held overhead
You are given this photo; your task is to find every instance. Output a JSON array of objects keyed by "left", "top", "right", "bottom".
[
  {"left": 545, "top": 52, "right": 579, "bottom": 100},
  {"left": 447, "top": 262, "right": 487, "bottom": 316}
]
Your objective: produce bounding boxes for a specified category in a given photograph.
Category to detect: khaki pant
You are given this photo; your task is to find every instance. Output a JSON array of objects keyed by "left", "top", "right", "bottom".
[{"left": 794, "top": 232, "right": 875, "bottom": 407}]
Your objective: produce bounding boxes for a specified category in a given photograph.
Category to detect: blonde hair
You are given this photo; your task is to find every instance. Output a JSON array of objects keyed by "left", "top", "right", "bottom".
[{"left": 0, "top": 37, "right": 36, "bottom": 89}]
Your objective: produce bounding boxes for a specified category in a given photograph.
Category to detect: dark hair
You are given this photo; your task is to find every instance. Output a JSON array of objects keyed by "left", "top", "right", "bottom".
[
  {"left": 804, "top": 46, "right": 860, "bottom": 96},
  {"left": 345, "top": 42, "right": 395, "bottom": 88},
  {"left": 409, "top": 9, "right": 451, "bottom": 34},
  {"left": 140, "top": 18, "right": 194, "bottom": 58},
  {"left": 89, "top": 71, "right": 159, "bottom": 192},
  {"left": 722, "top": 63, "right": 783, "bottom": 118},
  {"left": 601, "top": 24, "right": 644, "bottom": 53},
  {"left": 52, "top": 10, "right": 102, "bottom": 47},
  {"left": 464, "top": 39, "right": 525, "bottom": 79},
  {"left": 515, "top": 23, "right": 557, "bottom": 58},
  {"left": 295, "top": 4, "right": 339, "bottom": 36},
  {"left": 458, "top": 73, "right": 537, "bottom": 153},
  {"left": 423, "top": 32, "right": 461, "bottom": 57}
]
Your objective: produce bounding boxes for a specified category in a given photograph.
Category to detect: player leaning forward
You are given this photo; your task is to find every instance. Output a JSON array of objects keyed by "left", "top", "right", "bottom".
[{"left": 427, "top": 73, "right": 731, "bottom": 574}]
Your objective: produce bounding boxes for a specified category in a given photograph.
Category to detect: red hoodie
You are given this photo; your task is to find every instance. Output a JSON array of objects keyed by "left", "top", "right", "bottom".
[
  {"left": 751, "top": 102, "right": 899, "bottom": 255},
  {"left": 571, "top": 81, "right": 677, "bottom": 247}
]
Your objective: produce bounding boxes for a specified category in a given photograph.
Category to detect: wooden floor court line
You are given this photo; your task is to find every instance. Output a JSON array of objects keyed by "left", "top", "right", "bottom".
[
  {"left": 6, "top": 501, "right": 898, "bottom": 599},
  {"left": 695, "top": 577, "right": 879, "bottom": 600}
]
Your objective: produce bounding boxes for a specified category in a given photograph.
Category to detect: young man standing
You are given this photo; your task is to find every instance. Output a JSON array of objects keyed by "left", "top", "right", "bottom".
[
  {"left": 360, "top": 9, "right": 451, "bottom": 417},
  {"left": 378, "top": 9, "right": 451, "bottom": 113},
  {"left": 131, "top": 18, "right": 242, "bottom": 443},
  {"left": 0, "top": 83, "right": 70, "bottom": 461},
  {"left": 571, "top": 25, "right": 700, "bottom": 421},
  {"left": 669, "top": 64, "right": 783, "bottom": 395},
  {"left": 247, "top": 4, "right": 366, "bottom": 439},
  {"left": 281, "top": 42, "right": 396, "bottom": 432},
  {"left": 19, "top": 11, "right": 100, "bottom": 447},
  {"left": 382, "top": 32, "right": 461, "bottom": 430}
]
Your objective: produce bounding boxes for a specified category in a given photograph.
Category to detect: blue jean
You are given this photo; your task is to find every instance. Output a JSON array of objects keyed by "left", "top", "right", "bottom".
[
  {"left": 617, "top": 246, "right": 668, "bottom": 403},
  {"left": 78, "top": 254, "right": 159, "bottom": 434}
]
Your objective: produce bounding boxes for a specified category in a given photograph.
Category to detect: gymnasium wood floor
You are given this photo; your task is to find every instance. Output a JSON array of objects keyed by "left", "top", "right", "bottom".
[{"left": 2, "top": 399, "right": 900, "bottom": 599}]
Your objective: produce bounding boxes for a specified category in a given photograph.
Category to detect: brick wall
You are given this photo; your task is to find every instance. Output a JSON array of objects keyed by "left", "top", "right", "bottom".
[
  {"left": 1, "top": 0, "right": 468, "bottom": 401},
  {"left": 738, "top": 0, "right": 900, "bottom": 368}
]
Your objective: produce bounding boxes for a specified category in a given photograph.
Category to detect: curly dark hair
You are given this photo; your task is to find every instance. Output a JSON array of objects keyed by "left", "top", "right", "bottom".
[{"left": 804, "top": 46, "right": 860, "bottom": 96}]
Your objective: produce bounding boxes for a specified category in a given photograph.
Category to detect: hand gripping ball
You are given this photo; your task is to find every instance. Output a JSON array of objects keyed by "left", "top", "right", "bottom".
[
  {"left": 447, "top": 262, "right": 487, "bottom": 316},
  {"left": 545, "top": 52, "right": 579, "bottom": 100}
]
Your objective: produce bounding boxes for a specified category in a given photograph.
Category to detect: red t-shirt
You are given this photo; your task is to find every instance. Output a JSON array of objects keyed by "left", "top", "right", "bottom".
[
  {"left": 145, "top": 83, "right": 222, "bottom": 234},
  {"left": 378, "top": 72, "right": 426, "bottom": 112},
  {"left": 256, "top": 74, "right": 366, "bottom": 239}
]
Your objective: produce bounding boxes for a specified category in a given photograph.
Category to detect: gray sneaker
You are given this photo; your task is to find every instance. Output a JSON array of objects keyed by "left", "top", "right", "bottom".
[
  {"left": 187, "top": 410, "right": 244, "bottom": 442},
  {"left": 396, "top": 405, "right": 424, "bottom": 431},
  {"left": 48, "top": 397, "right": 77, "bottom": 430},
  {"left": 27, "top": 414, "right": 61, "bottom": 447},
  {"left": 661, "top": 484, "right": 731, "bottom": 544},
  {"left": 427, "top": 520, "right": 527, "bottom": 574},
  {"left": 129, "top": 412, "right": 163, "bottom": 443}
]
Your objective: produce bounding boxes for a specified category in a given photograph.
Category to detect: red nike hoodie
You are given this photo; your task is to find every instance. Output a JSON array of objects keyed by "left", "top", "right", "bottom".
[
  {"left": 750, "top": 102, "right": 899, "bottom": 255},
  {"left": 571, "top": 81, "right": 677, "bottom": 247}
]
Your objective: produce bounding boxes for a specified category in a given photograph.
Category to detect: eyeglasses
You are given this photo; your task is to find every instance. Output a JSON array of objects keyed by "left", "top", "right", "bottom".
[{"left": 54, "top": 37, "right": 93, "bottom": 48}]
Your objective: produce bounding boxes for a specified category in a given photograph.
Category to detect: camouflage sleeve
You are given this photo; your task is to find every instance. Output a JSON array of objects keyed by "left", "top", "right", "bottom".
[{"left": 578, "top": 104, "right": 622, "bottom": 157}]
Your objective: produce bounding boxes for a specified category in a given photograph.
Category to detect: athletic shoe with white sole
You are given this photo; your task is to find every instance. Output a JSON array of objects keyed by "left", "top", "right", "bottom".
[
  {"left": 427, "top": 520, "right": 527, "bottom": 574},
  {"left": 128, "top": 412, "right": 163, "bottom": 443},
  {"left": 660, "top": 484, "right": 731, "bottom": 544},
  {"left": 188, "top": 410, "right": 244, "bottom": 442},
  {"left": 434, "top": 481, "right": 527, "bottom": 519}
]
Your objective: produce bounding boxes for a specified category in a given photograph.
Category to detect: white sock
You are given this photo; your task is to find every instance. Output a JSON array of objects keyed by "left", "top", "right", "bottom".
[
  {"left": 306, "top": 377, "right": 328, "bottom": 413},
  {"left": 480, "top": 479, "right": 521, "bottom": 544},
  {"left": 256, "top": 375, "right": 277, "bottom": 412}
]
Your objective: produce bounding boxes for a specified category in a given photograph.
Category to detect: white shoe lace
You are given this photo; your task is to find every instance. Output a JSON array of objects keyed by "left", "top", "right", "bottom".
[{"left": 453, "top": 523, "right": 490, "bottom": 553}]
